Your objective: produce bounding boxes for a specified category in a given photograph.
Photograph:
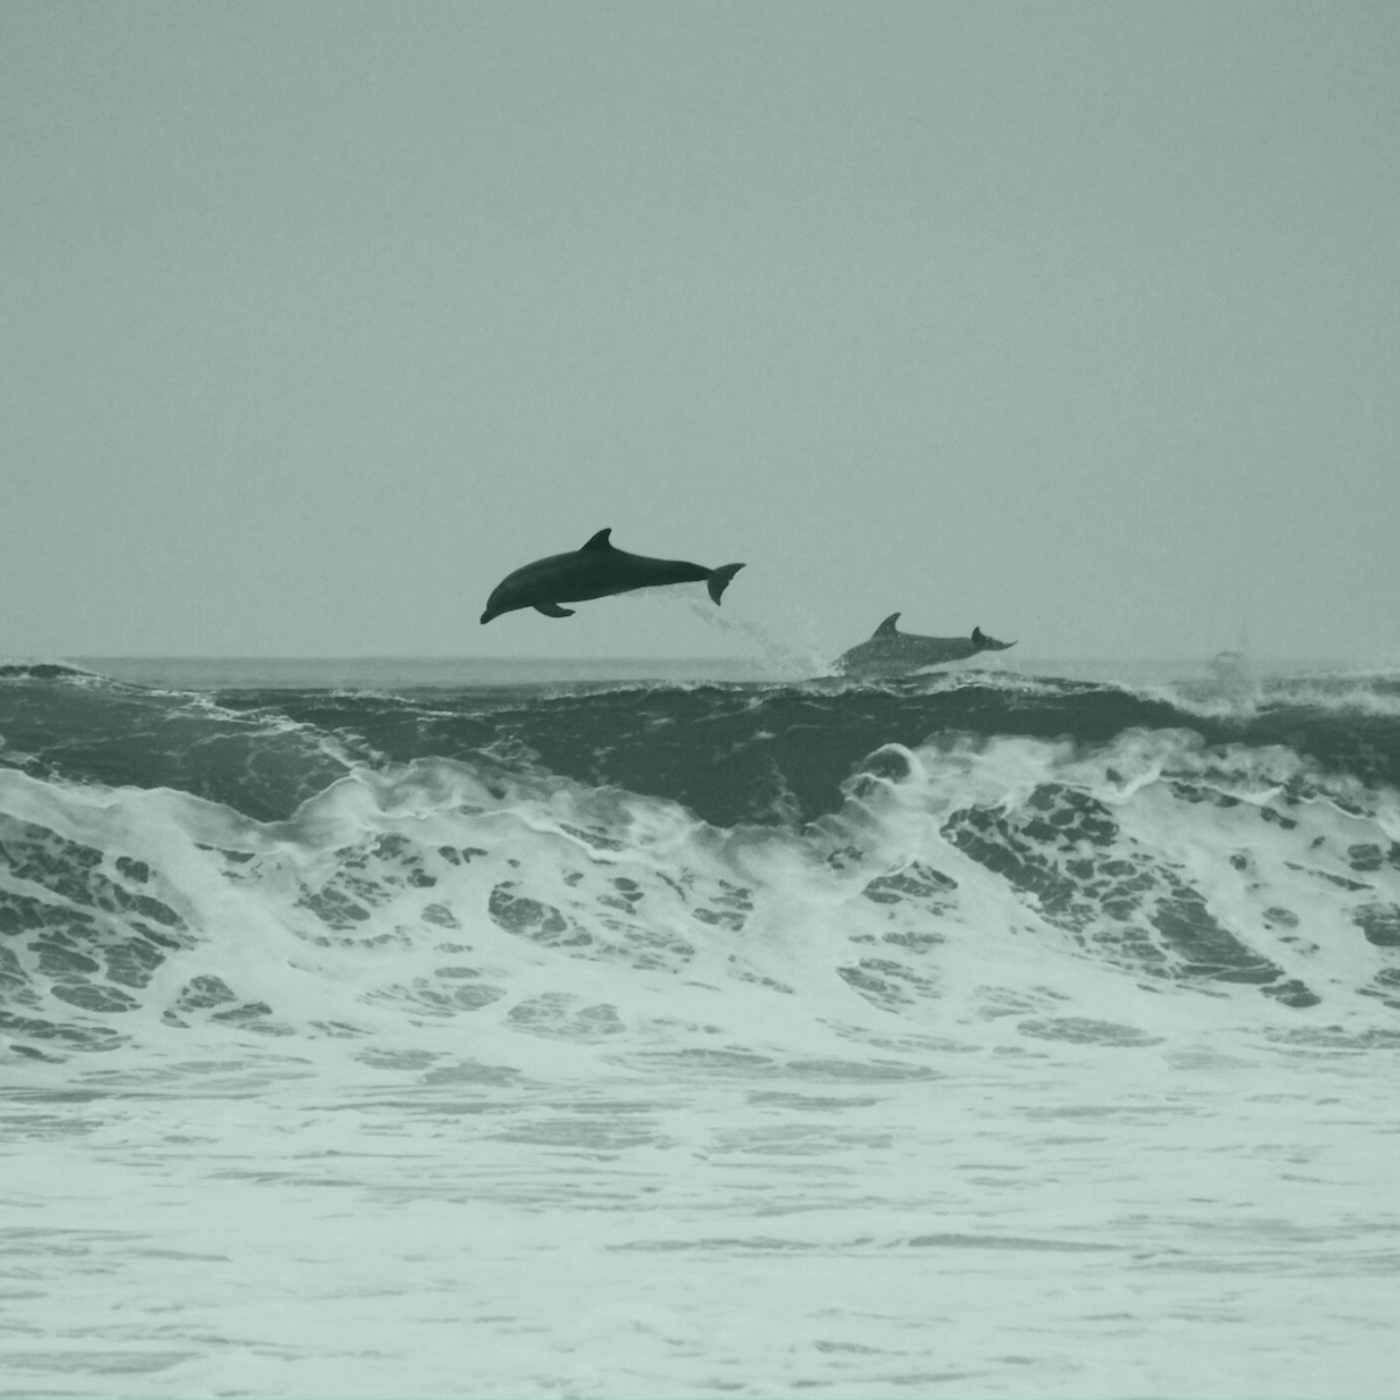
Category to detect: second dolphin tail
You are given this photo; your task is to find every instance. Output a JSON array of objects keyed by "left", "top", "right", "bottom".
[{"left": 706, "top": 563, "right": 745, "bottom": 605}]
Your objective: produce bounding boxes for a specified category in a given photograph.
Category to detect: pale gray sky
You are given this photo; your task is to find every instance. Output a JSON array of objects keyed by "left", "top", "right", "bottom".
[{"left": 3, "top": 1, "right": 1397, "bottom": 661}]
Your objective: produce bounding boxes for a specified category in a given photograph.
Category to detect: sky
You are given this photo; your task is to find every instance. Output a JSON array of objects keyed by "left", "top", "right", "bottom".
[{"left": 3, "top": 0, "right": 1398, "bottom": 662}]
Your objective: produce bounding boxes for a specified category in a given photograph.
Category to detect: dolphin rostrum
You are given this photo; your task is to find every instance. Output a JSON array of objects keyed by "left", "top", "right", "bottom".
[
  {"left": 835, "top": 613, "right": 1016, "bottom": 677},
  {"left": 480, "top": 529, "right": 745, "bottom": 624}
]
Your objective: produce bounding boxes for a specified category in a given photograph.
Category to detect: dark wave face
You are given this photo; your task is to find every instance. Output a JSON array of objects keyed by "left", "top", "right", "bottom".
[
  {"left": 3, "top": 664, "right": 1399, "bottom": 825},
  {"left": 2, "top": 661, "right": 1399, "bottom": 1062}
]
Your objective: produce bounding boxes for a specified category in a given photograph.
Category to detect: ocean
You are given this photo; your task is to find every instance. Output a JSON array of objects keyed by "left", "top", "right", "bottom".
[{"left": 2, "top": 651, "right": 1399, "bottom": 1399}]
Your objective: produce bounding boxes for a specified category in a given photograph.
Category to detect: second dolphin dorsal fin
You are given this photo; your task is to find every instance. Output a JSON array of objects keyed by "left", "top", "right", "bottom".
[
  {"left": 581, "top": 528, "right": 614, "bottom": 551},
  {"left": 874, "top": 612, "right": 902, "bottom": 637}
]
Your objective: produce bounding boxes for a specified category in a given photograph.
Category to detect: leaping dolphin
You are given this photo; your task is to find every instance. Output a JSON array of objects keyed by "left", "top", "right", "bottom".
[
  {"left": 835, "top": 613, "right": 1016, "bottom": 677},
  {"left": 480, "top": 529, "right": 745, "bottom": 624}
]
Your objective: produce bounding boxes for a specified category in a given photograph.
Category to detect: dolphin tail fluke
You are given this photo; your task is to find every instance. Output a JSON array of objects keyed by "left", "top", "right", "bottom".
[
  {"left": 706, "top": 563, "right": 745, "bottom": 605},
  {"left": 971, "top": 626, "right": 1016, "bottom": 652}
]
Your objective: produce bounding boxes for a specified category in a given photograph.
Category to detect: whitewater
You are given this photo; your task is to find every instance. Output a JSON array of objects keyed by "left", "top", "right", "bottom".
[{"left": 2, "top": 652, "right": 1399, "bottom": 1399}]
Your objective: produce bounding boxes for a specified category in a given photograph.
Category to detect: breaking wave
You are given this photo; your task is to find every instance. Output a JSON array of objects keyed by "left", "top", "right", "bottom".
[{"left": 3, "top": 664, "right": 1398, "bottom": 1065}]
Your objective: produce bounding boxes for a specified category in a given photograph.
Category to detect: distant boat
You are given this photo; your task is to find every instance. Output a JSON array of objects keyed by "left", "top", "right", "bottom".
[{"left": 1209, "top": 649, "right": 1247, "bottom": 679}]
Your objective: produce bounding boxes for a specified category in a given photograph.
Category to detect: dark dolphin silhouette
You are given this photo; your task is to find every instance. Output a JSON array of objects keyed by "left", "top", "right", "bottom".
[
  {"left": 481, "top": 529, "right": 745, "bottom": 624},
  {"left": 835, "top": 613, "right": 1016, "bottom": 677}
]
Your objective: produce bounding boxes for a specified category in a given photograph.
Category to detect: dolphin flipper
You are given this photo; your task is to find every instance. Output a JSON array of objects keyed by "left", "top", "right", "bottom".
[
  {"left": 534, "top": 602, "right": 576, "bottom": 618},
  {"left": 706, "top": 563, "right": 745, "bottom": 605}
]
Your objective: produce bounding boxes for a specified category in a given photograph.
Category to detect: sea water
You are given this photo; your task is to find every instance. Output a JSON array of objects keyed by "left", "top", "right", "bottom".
[{"left": 2, "top": 652, "right": 1399, "bottom": 1399}]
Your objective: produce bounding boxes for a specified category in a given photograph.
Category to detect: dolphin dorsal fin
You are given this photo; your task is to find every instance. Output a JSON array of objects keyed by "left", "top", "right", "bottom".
[
  {"left": 581, "top": 528, "right": 614, "bottom": 551},
  {"left": 874, "top": 612, "right": 901, "bottom": 637}
]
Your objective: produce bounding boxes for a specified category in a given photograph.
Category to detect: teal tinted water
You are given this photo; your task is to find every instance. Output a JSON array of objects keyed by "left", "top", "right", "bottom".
[
  {"left": 74, "top": 655, "right": 769, "bottom": 689},
  {"left": 70, "top": 653, "right": 1378, "bottom": 690},
  {"left": 3, "top": 657, "right": 1398, "bottom": 1398}
]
